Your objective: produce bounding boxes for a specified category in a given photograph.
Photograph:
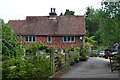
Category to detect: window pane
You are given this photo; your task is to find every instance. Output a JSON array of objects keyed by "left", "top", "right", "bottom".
[
  {"left": 48, "top": 36, "right": 52, "bottom": 43},
  {"left": 29, "top": 36, "right": 32, "bottom": 42},
  {"left": 48, "top": 36, "right": 50, "bottom": 41},
  {"left": 64, "top": 36, "right": 67, "bottom": 42},
  {"left": 71, "top": 36, "right": 74, "bottom": 41},
  {"left": 25, "top": 36, "right": 28, "bottom": 42},
  {"left": 33, "top": 36, "right": 35, "bottom": 42},
  {"left": 68, "top": 36, "right": 71, "bottom": 42}
]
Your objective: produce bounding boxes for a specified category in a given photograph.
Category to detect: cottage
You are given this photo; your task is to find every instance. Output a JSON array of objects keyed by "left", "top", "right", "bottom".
[{"left": 8, "top": 8, "right": 86, "bottom": 49}]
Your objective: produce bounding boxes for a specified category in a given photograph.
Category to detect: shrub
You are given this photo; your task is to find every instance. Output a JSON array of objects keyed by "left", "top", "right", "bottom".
[
  {"left": 66, "top": 46, "right": 81, "bottom": 65},
  {"left": 68, "top": 51, "right": 75, "bottom": 66},
  {"left": 79, "top": 54, "right": 87, "bottom": 61},
  {"left": 79, "top": 47, "right": 88, "bottom": 61},
  {"left": 2, "top": 54, "right": 52, "bottom": 80},
  {"left": 26, "top": 44, "right": 48, "bottom": 55},
  {"left": 91, "top": 50, "right": 97, "bottom": 57}
]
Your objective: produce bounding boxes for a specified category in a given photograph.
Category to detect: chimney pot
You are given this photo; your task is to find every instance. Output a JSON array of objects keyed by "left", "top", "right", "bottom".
[
  {"left": 49, "top": 8, "right": 57, "bottom": 17},
  {"left": 53, "top": 8, "right": 55, "bottom": 12},
  {"left": 51, "top": 8, "right": 52, "bottom": 12}
]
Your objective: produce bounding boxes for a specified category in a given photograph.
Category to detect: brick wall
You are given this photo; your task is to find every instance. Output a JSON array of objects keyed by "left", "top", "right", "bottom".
[{"left": 22, "top": 36, "right": 83, "bottom": 49}]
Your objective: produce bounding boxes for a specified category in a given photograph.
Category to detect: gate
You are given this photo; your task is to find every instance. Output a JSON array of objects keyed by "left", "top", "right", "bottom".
[{"left": 109, "top": 54, "right": 120, "bottom": 72}]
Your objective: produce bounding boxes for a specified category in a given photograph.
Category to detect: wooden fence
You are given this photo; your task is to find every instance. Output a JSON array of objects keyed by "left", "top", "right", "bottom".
[{"left": 109, "top": 55, "right": 120, "bottom": 72}]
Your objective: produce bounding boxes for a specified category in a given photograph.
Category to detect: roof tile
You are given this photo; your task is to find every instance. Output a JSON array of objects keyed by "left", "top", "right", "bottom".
[{"left": 8, "top": 16, "right": 86, "bottom": 35}]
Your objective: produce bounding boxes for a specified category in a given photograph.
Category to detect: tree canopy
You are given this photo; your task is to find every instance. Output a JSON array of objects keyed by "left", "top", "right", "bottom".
[
  {"left": 85, "top": 1, "right": 120, "bottom": 47},
  {"left": 64, "top": 9, "right": 75, "bottom": 16},
  {"left": 2, "top": 23, "right": 24, "bottom": 60}
]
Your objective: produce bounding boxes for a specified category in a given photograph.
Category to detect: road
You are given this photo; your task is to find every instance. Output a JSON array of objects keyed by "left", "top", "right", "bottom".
[{"left": 59, "top": 57, "right": 119, "bottom": 78}]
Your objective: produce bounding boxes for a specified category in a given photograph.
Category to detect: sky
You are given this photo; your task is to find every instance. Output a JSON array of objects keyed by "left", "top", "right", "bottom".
[{"left": 0, "top": 0, "right": 102, "bottom": 23}]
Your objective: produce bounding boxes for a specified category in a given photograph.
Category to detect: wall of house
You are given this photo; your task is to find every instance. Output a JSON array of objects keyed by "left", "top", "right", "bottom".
[{"left": 22, "top": 36, "right": 83, "bottom": 49}]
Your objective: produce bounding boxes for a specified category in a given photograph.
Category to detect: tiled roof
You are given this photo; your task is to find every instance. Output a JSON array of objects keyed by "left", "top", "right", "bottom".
[{"left": 8, "top": 16, "right": 86, "bottom": 35}]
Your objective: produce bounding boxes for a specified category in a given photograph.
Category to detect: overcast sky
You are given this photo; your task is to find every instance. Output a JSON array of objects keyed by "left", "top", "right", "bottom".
[{"left": 0, "top": 0, "right": 102, "bottom": 23}]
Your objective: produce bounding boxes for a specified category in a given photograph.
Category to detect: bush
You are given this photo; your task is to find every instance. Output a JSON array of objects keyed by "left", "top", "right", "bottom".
[
  {"left": 68, "top": 51, "right": 75, "bottom": 66},
  {"left": 79, "top": 46, "right": 89, "bottom": 61},
  {"left": 90, "top": 50, "right": 97, "bottom": 57},
  {"left": 2, "top": 23, "right": 52, "bottom": 79},
  {"left": 66, "top": 46, "right": 81, "bottom": 65},
  {"left": 2, "top": 54, "right": 52, "bottom": 80},
  {"left": 79, "top": 54, "right": 87, "bottom": 61},
  {"left": 26, "top": 44, "right": 48, "bottom": 55},
  {"left": 112, "top": 54, "right": 120, "bottom": 59}
]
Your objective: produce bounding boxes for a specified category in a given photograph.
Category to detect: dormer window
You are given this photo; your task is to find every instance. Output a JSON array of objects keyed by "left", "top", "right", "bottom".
[{"left": 25, "top": 35, "right": 36, "bottom": 42}]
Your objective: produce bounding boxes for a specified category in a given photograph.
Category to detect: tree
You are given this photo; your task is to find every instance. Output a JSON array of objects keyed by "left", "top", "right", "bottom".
[
  {"left": 64, "top": 9, "right": 75, "bottom": 16},
  {"left": 2, "top": 23, "right": 24, "bottom": 60},
  {"left": 85, "top": 7, "right": 100, "bottom": 36},
  {"left": 0, "top": 19, "right": 3, "bottom": 54},
  {"left": 95, "top": 0, "right": 120, "bottom": 46}
]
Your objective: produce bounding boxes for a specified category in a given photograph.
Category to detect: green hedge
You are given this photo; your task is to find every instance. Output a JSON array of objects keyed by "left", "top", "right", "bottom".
[{"left": 2, "top": 54, "right": 51, "bottom": 80}]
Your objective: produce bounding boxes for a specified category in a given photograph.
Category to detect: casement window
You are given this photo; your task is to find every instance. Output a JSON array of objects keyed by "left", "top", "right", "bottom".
[
  {"left": 47, "top": 36, "right": 52, "bottom": 43},
  {"left": 25, "top": 35, "right": 36, "bottom": 42},
  {"left": 63, "top": 36, "right": 75, "bottom": 42}
]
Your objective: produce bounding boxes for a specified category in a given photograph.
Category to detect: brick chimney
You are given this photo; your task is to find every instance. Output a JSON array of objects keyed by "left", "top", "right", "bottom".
[{"left": 49, "top": 8, "right": 57, "bottom": 19}]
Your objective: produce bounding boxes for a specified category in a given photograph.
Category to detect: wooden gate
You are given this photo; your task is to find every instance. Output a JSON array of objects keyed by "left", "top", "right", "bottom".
[{"left": 109, "top": 55, "right": 120, "bottom": 72}]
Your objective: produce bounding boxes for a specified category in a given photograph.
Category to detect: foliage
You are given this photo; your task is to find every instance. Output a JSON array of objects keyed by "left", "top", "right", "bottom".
[
  {"left": 79, "top": 54, "right": 87, "bottom": 61},
  {"left": 111, "top": 53, "right": 120, "bottom": 60},
  {"left": 54, "top": 55, "right": 64, "bottom": 70},
  {"left": 85, "top": 1, "right": 120, "bottom": 48},
  {"left": 26, "top": 43, "right": 48, "bottom": 55},
  {"left": 2, "top": 23, "right": 24, "bottom": 60},
  {"left": 2, "top": 58, "right": 26, "bottom": 79},
  {"left": 0, "top": 21, "right": 2, "bottom": 53},
  {"left": 85, "top": 36, "right": 97, "bottom": 45},
  {"left": 64, "top": 9, "right": 75, "bottom": 16},
  {"left": 79, "top": 46, "right": 88, "bottom": 61},
  {"left": 94, "top": 1, "right": 120, "bottom": 46},
  {"left": 90, "top": 50, "right": 97, "bottom": 57},
  {"left": 96, "top": 45, "right": 107, "bottom": 52},
  {"left": 2, "top": 54, "right": 51, "bottom": 80},
  {"left": 85, "top": 7, "right": 100, "bottom": 36},
  {"left": 66, "top": 46, "right": 89, "bottom": 64},
  {"left": 2, "top": 23, "right": 52, "bottom": 79}
]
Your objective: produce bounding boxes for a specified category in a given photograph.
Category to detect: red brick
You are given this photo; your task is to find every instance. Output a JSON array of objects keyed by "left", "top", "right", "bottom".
[{"left": 22, "top": 36, "right": 82, "bottom": 49}]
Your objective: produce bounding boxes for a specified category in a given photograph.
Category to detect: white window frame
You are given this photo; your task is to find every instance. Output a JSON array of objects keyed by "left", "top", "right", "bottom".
[
  {"left": 47, "top": 36, "right": 52, "bottom": 43},
  {"left": 63, "top": 36, "right": 75, "bottom": 43},
  {"left": 25, "top": 35, "right": 36, "bottom": 42}
]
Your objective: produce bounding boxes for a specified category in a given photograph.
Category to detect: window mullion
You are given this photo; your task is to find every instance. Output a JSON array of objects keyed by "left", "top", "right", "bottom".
[
  {"left": 70, "top": 36, "right": 72, "bottom": 42},
  {"left": 31, "top": 36, "right": 33, "bottom": 42},
  {"left": 66, "top": 36, "right": 68, "bottom": 42},
  {"left": 27, "top": 36, "right": 28, "bottom": 42}
]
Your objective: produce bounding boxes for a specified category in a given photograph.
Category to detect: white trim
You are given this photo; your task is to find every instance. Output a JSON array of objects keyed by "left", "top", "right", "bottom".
[
  {"left": 25, "top": 35, "right": 36, "bottom": 43},
  {"left": 47, "top": 36, "right": 52, "bottom": 43},
  {"left": 63, "top": 36, "right": 75, "bottom": 43}
]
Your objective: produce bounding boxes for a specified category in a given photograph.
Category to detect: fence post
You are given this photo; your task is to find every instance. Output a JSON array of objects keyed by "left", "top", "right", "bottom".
[
  {"left": 50, "top": 49, "right": 55, "bottom": 75},
  {"left": 65, "top": 50, "right": 69, "bottom": 68}
]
